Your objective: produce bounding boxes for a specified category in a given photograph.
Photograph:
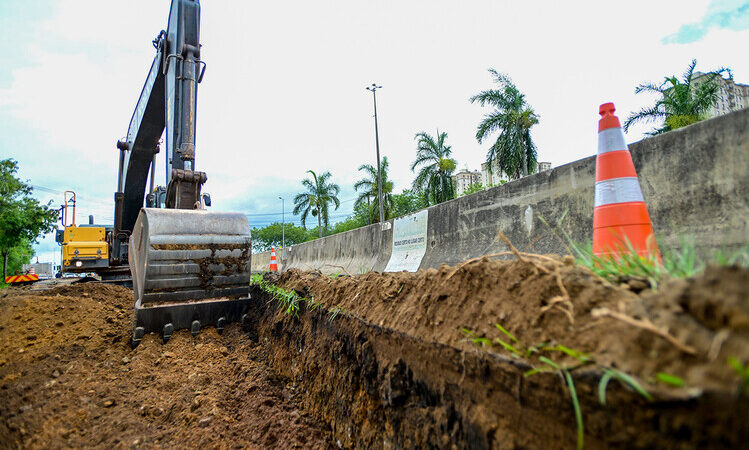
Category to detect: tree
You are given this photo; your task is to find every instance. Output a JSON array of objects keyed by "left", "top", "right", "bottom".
[
  {"left": 470, "top": 69, "right": 539, "bottom": 180},
  {"left": 327, "top": 202, "right": 370, "bottom": 235},
  {"left": 0, "top": 159, "right": 58, "bottom": 279},
  {"left": 251, "top": 222, "right": 314, "bottom": 252},
  {"left": 624, "top": 59, "right": 732, "bottom": 135},
  {"left": 460, "top": 182, "right": 485, "bottom": 196},
  {"left": 391, "top": 189, "right": 428, "bottom": 218},
  {"left": 354, "top": 156, "right": 394, "bottom": 223},
  {"left": 292, "top": 170, "right": 341, "bottom": 238},
  {"left": 411, "top": 130, "right": 457, "bottom": 205}
]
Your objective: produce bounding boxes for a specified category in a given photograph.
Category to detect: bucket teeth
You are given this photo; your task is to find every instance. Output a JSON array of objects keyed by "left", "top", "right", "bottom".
[
  {"left": 132, "top": 326, "right": 145, "bottom": 348},
  {"left": 217, "top": 317, "right": 226, "bottom": 334},
  {"left": 163, "top": 323, "right": 174, "bottom": 343},
  {"left": 191, "top": 320, "right": 201, "bottom": 337}
]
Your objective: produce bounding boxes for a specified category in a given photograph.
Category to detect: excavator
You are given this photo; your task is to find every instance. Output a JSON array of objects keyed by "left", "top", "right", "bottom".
[{"left": 114, "top": 0, "right": 251, "bottom": 347}]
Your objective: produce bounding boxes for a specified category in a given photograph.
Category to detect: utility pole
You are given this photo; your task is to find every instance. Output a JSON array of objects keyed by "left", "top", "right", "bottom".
[
  {"left": 366, "top": 83, "right": 385, "bottom": 224},
  {"left": 278, "top": 196, "right": 285, "bottom": 248}
]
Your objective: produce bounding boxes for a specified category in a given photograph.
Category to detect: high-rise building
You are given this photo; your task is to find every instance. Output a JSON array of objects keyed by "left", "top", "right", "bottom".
[
  {"left": 452, "top": 169, "right": 482, "bottom": 196},
  {"left": 690, "top": 72, "right": 748, "bottom": 117},
  {"left": 481, "top": 160, "right": 549, "bottom": 184},
  {"left": 481, "top": 161, "right": 507, "bottom": 187}
]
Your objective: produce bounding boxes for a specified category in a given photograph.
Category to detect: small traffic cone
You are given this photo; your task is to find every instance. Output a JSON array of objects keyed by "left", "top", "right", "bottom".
[
  {"left": 593, "top": 102, "right": 661, "bottom": 260},
  {"left": 269, "top": 247, "right": 278, "bottom": 272}
]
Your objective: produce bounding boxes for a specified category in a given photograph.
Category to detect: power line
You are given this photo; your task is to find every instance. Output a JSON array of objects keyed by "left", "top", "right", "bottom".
[
  {"left": 32, "top": 183, "right": 361, "bottom": 226},
  {"left": 32, "top": 185, "right": 113, "bottom": 207}
]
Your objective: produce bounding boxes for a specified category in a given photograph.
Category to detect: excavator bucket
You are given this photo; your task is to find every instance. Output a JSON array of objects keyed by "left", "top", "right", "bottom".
[{"left": 129, "top": 208, "right": 252, "bottom": 347}]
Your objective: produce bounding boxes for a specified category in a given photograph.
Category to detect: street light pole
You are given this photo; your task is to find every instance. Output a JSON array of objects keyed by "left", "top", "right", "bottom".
[
  {"left": 278, "top": 196, "right": 285, "bottom": 248},
  {"left": 366, "top": 83, "right": 385, "bottom": 224}
]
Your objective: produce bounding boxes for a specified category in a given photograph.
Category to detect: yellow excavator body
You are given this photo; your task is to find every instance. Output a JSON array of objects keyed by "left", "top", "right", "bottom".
[{"left": 60, "top": 225, "right": 109, "bottom": 272}]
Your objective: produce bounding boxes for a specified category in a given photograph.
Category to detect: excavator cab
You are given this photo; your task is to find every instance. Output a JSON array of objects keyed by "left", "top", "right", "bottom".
[{"left": 57, "top": 191, "right": 110, "bottom": 274}]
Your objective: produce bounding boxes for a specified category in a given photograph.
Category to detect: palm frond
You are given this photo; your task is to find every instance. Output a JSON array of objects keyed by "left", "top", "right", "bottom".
[{"left": 623, "top": 104, "right": 666, "bottom": 132}]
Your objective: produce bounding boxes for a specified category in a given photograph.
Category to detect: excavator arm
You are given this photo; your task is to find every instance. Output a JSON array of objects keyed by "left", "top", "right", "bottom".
[{"left": 114, "top": 0, "right": 252, "bottom": 347}]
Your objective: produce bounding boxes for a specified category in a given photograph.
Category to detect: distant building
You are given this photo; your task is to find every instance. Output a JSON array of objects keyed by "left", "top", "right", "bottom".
[
  {"left": 481, "top": 161, "right": 507, "bottom": 187},
  {"left": 453, "top": 169, "right": 482, "bottom": 196},
  {"left": 690, "top": 72, "right": 749, "bottom": 117},
  {"left": 481, "top": 160, "right": 549, "bottom": 184}
]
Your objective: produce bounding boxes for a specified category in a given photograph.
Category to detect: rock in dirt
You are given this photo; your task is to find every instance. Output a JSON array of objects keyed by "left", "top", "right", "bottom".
[{"left": 198, "top": 416, "right": 212, "bottom": 427}]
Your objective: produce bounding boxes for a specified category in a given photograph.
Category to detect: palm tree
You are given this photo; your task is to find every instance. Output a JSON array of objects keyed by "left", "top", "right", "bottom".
[
  {"left": 624, "top": 60, "right": 732, "bottom": 135},
  {"left": 411, "top": 130, "right": 457, "bottom": 205},
  {"left": 470, "top": 69, "right": 539, "bottom": 180},
  {"left": 354, "top": 156, "right": 393, "bottom": 223},
  {"left": 292, "top": 170, "right": 340, "bottom": 238}
]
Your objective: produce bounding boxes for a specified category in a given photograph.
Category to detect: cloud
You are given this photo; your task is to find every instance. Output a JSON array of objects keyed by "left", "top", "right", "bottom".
[{"left": 663, "top": 0, "right": 749, "bottom": 44}]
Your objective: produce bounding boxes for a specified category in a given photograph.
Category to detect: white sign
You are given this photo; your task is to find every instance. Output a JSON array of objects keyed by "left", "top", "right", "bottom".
[{"left": 384, "top": 210, "right": 428, "bottom": 272}]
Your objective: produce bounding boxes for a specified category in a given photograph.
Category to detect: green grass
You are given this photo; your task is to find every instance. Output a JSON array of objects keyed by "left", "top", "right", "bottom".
[
  {"left": 728, "top": 357, "right": 749, "bottom": 394},
  {"left": 250, "top": 273, "right": 347, "bottom": 322},
  {"left": 464, "top": 323, "right": 655, "bottom": 449},
  {"left": 655, "top": 372, "right": 685, "bottom": 387},
  {"left": 570, "top": 237, "right": 748, "bottom": 289},
  {"left": 250, "top": 272, "right": 306, "bottom": 316},
  {"left": 598, "top": 369, "right": 653, "bottom": 405},
  {"left": 328, "top": 305, "right": 347, "bottom": 322},
  {"left": 564, "top": 370, "right": 584, "bottom": 450},
  {"left": 538, "top": 213, "right": 749, "bottom": 288}
]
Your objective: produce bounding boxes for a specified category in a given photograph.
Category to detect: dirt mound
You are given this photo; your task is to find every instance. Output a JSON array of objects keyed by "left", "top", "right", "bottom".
[
  {"left": 278, "top": 259, "right": 749, "bottom": 393},
  {"left": 0, "top": 283, "right": 332, "bottom": 448}
]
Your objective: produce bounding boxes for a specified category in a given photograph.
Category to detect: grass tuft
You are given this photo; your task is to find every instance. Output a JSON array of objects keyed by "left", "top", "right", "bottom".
[
  {"left": 328, "top": 305, "right": 347, "bottom": 322},
  {"left": 728, "top": 357, "right": 749, "bottom": 393},
  {"left": 250, "top": 272, "right": 304, "bottom": 316},
  {"left": 656, "top": 372, "right": 685, "bottom": 387},
  {"left": 598, "top": 369, "right": 653, "bottom": 405},
  {"left": 463, "top": 323, "right": 655, "bottom": 449},
  {"left": 494, "top": 323, "right": 518, "bottom": 343},
  {"left": 538, "top": 213, "right": 749, "bottom": 288},
  {"left": 564, "top": 370, "right": 584, "bottom": 450}
]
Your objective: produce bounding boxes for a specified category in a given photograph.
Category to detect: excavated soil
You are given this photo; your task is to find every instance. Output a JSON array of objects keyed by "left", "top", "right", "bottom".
[
  {"left": 278, "top": 259, "right": 749, "bottom": 394},
  {"left": 0, "top": 283, "right": 332, "bottom": 449},
  {"left": 1, "top": 258, "right": 748, "bottom": 449}
]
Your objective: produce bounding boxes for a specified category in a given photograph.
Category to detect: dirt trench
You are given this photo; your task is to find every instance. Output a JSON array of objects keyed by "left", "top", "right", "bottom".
[
  {"left": 0, "top": 283, "right": 332, "bottom": 449},
  {"left": 1, "top": 257, "right": 748, "bottom": 449},
  {"left": 261, "top": 259, "right": 749, "bottom": 448}
]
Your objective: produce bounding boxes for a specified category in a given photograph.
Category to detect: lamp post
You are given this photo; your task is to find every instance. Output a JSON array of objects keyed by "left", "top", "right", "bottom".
[
  {"left": 278, "top": 196, "right": 285, "bottom": 248},
  {"left": 366, "top": 83, "right": 385, "bottom": 224}
]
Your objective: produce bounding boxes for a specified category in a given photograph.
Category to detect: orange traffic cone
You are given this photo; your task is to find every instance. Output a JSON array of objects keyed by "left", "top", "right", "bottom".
[
  {"left": 269, "top": 247, "right": 278, "bottom": 272},
  {"left": 593, "top": 102, "right": 661, "bottom": 260}
]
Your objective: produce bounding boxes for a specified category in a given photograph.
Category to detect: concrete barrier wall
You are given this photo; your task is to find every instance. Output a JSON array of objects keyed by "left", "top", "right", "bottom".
[{"left": 252, "top": 108, "right": 749, "bottom": 273}]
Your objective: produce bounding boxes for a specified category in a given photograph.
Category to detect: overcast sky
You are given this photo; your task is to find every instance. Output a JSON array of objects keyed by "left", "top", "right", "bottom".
[{"left": 1, "top": 0, "right": 747, "bottom": 264}]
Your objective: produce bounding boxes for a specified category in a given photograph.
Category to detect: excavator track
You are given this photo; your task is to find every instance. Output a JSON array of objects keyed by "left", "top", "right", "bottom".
[{"left": 129, "top": 208, "right": 252, "bottom": 346}]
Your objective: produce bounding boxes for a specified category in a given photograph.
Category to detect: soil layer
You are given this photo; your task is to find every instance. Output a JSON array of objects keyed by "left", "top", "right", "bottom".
[
  {"left": 2, "top": 257, "right": 748, "bottom": 449},
  {"left": 279, "top": 259, "right": 749, "bottom": 392},
  {"left": 265, "top": 259, "right": 749, "bottom": 448},
  {"left": 0, "top": 283, "right": 332, "bottom": 449}
]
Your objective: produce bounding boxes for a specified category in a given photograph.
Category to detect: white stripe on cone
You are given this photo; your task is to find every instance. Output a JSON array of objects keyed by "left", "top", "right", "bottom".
[
  {"left": 597, "top": 127, "right": 627, "bottom": 155},
  {"left": 594, "top": 177, "right": 644, "bottom": 207}
]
